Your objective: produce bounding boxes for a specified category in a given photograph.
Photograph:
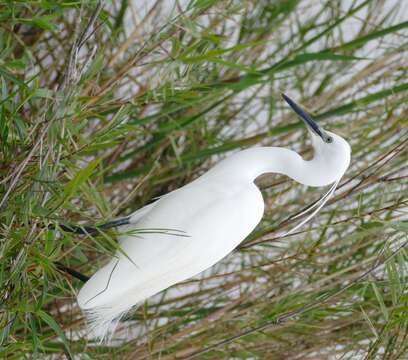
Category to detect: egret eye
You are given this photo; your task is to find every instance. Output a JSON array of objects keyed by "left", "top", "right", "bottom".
[{"left": 325, "top": 136, "right": 333, "bottom": 143}]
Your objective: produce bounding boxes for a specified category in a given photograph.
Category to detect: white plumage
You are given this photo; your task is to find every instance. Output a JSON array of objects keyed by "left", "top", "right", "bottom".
[{"left": 77, "top": 95, "right": 351, "bottom": 340}]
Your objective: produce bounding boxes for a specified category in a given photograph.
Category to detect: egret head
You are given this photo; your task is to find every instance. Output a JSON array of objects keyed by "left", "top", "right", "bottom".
[{"left": 282, "top": 93, "right": 351, "bottom": 186}]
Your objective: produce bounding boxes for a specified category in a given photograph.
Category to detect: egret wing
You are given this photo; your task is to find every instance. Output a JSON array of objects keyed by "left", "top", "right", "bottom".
[{"left": 77, "top": 181, "right": 264, "bottom": 339}]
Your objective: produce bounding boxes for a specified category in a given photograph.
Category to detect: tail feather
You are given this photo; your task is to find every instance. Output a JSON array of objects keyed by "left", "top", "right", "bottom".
[{"left": 83, "top": 301, "right": 140, "bottom": 343}]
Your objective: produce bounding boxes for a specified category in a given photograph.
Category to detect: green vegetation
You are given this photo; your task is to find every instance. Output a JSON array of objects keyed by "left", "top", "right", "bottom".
[{"left": 1, "top": 0, "right": 407, "bottom": 358}]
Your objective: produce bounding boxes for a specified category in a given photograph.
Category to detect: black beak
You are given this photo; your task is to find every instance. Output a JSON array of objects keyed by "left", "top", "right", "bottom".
[{"left": 282, "top": 93, "right": 325, "bottom": 140}]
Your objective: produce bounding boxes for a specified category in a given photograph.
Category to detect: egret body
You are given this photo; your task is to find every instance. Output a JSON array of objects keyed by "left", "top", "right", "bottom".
[{"left": 77, "top": 95, "right": 351, "bottom": 339}]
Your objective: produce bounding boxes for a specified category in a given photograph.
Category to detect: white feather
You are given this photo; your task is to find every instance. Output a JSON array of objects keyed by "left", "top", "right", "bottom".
[{"left": 282, "top": 178, "right": 341, "bottom": 237}]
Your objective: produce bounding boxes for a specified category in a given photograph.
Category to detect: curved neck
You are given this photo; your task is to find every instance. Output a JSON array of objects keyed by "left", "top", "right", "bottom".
[{"left": 204, "top": 147, "right": 337, "bottom": 187}]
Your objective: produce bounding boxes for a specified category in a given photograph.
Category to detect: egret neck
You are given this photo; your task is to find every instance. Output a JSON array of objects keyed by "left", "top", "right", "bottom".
[{"left": 204, "top": 145, "right": 342, "bottom": 187}]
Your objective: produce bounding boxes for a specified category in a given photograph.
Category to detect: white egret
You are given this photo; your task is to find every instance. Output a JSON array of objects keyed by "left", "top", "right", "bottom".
[{"left": 76, "top": 94, "right": 351, "bottom": 340}]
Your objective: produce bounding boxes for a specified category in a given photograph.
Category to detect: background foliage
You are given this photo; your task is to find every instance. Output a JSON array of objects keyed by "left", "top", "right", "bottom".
[{"left": 1, "top": 0, "right": 407, "bottom": 358}]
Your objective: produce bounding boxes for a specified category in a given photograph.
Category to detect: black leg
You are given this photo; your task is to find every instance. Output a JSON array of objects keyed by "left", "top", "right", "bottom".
[
  {"left": 55, "top": 262, "right": 90, "bottom": 282},
  {"left": 58, "top": 224, "right": 99, "bottom": 235},
  {"left": 52, "top": 216, "right": 131, "bottom": 235},
  {"left": 97, "top": 217, "right": 131, "bottom": 230},
  {"left": 51, "top": 218, "right": 131, "bottom": 283}
]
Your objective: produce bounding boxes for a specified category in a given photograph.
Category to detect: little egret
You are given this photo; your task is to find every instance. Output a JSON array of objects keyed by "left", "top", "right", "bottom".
[{"left": 76, "top": 94, "right": 351, "bottom": 340}]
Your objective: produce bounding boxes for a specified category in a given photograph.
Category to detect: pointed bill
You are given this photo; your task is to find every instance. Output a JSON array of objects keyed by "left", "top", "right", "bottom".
[{"left": 282, "top": 93, "right": 325, "bottom": 140}]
